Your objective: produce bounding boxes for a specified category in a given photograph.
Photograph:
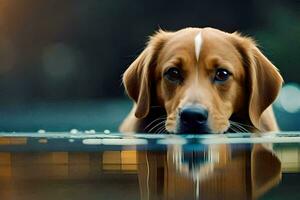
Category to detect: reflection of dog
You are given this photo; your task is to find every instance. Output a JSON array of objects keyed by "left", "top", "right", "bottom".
[
  {"left": 120, "top": 27, "right": 283, "bottom": 134},
  {"left": 137, "top": 144, "right": 281, "bottom": 200}
]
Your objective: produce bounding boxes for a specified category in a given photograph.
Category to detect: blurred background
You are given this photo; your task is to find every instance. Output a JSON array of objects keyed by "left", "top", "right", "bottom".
[{"left": 0, "top": 0, "right": 299, "bottom": 132}]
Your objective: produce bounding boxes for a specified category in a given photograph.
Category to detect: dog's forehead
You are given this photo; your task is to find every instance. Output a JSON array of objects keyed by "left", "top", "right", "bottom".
[{"left": 161, "top": 28, "right": 235, "bottom": 62}]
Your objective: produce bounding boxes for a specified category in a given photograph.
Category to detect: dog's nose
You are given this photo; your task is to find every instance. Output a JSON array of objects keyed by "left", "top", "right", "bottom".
[
  {"left": 180, "top": 105, "right": 208, "bottom": 126},
  {"left": 178, "top": 105, "right": 210, "bottom": 134}
]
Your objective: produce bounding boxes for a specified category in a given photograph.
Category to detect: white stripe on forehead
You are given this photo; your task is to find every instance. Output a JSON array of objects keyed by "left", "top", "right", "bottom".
[{"left": 194, "top": 32, "right": 203, "bottom": 62}]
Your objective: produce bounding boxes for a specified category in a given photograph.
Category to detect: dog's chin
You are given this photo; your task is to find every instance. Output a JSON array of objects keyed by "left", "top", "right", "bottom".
[
  {"left": 166, "top": 124, "right": 230, "bottom": 134},
  {"left": 176, "top": 123, "right": 211, "bottom": 134},
  {"left": 165, "top": 118, "right": 231, "bottom": 134}
]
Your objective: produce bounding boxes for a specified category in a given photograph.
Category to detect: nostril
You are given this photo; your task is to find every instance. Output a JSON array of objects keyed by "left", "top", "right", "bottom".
[
  {"left": 196, "top": 112, "right": 207, "bottom": 123},
  {"left": 180, "top": 106, "right": 208, "bottom": 125}
]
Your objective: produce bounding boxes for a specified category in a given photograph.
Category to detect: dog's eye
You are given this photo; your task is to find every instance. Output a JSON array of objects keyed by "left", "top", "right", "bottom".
[
  {"left": 164, "top": 67, "right": 182, "bottom": 83},
  {"left": 214, "top": 68, "right": 231, "bottom": 82}
]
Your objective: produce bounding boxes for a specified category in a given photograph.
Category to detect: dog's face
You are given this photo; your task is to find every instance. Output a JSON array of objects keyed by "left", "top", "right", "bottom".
[
  {"left": 154, "top": 29, "right": 246, "bottom": 133},
  {"left": 123, "top": 28, "right": 283, "bottom": 134}
]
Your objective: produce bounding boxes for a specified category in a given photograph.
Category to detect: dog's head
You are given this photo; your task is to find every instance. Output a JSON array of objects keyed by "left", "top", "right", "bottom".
[{"left": 123, "top": 27, "right": 283, "bottom": 134}]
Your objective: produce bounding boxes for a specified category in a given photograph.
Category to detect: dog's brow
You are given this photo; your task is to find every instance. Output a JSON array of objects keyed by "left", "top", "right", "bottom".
[{"left": 194, "top": 32, "right": 202, "bottom": 62}]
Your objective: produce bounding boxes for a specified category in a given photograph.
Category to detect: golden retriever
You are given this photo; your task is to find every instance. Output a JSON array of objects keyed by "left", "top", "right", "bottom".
[{"left": 120, "top": 27, "right": 283, "bottom": 134}]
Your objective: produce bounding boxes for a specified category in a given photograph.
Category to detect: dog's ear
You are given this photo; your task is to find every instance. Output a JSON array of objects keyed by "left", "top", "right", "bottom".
[
  {"left": 123, "top": 30, "right": 171, "bottom": 118},
  {"left": 232, "top": 34, "right": 283, "bottom": 129}
]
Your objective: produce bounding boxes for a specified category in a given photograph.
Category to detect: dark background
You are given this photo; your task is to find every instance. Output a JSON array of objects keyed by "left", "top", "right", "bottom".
[{"left": 0, "top": 0, "right": 299, "bottom": 132}]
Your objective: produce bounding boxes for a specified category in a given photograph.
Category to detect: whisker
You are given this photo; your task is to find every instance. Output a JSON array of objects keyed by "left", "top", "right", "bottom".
[
  {"left": 232, "top": 123, "right": 248, "bottom": 133},
  {"left": 230, "top": 122, "right": 249, "bottom": 133},
  {"left": 155, "top": 125, "right": 163, "bottom": 133},
  {"left": 160, "top": 129, "right": 167, "bottom": 134},
  {"left": 229, "top": 125, "right": 239, "bottom": 133},
  {"left": 229, "top": 125, "right": 236, "bottom": 133},
  {"left": 156, "top": 126, "right": 165, "bottom": 134},
  {"left": 148, "top": 120, "right": 166, "bottom": 133},
  {"left": 229, "top": 120, "right": 260, "bottom": 132},
  {"left": 144, "top": 116, "right": 166, "bottom": 131},
  {"left": 230, "top": 121, "right": 256, "bottom": 129},
  {"left": 153, "top": 124, "right": 166, "bottom": 134}
]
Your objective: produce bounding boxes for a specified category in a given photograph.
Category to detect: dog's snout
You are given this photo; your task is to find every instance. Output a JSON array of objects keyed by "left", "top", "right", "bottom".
[{"left": 180, "top": 106, "right": 208, "bottom": 125}]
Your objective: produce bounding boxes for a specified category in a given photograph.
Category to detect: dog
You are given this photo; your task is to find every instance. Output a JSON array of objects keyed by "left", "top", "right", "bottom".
[{"left": 120, "top": 27, "right": 283, "bottom": 134}]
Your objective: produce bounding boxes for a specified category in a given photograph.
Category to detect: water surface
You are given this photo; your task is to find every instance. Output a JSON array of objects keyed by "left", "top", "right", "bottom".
[{"left": 0, "top": 132, "right": 299, "bottom": 200}]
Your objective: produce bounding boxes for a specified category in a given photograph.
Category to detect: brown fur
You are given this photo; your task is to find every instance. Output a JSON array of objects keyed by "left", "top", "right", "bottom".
[{"left": 120, "top": 27, "right": 283, "bottom": 134}]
